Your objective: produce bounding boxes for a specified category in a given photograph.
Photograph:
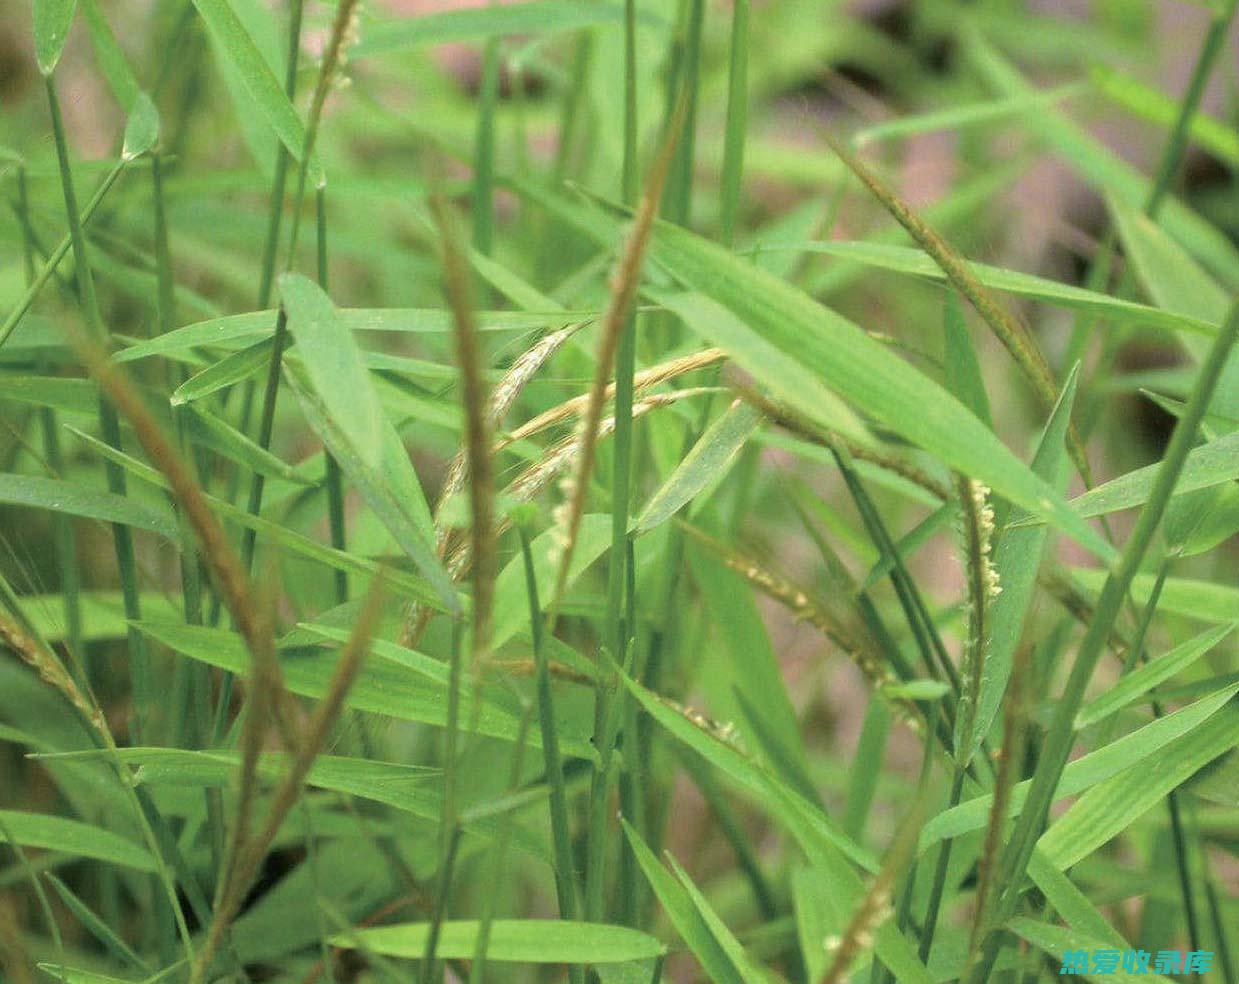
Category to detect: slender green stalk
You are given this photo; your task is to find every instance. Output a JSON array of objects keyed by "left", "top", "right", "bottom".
[
  {"left": 1096, "top": 558, "right": 1168, "bottom": 748},
  {"left": 256, "top": 0, "right": 305, "bottom": 310},
  {"left": 44, "top": 74, "right": 151, "bottom": 741},
  {"left": 316, "top": 186, "right": 348, "bottom": 605},
  {"left": 516, "top": 525, "right": 583, "bottom": 983},
  {"left": 550, "top": 32, "right": 593, "bottom": 190},
  {"left": 421, "top": 623, "right": 464, "bottom": 984},
  {"left": 595, "top": 0, "right": 641, "bottom": 933},
  {"left": 830, "top": 441, "right": 964, "bottom": 708},
  {"left": 718, "top": 0, "right": 749, "bottom": 245},
  {"left": 1203, "top": 850, "right": 1237, "bottom": 984},
  {"left": 917, "top": 765, "right": 966, "bottom": 963},
  {"left": 241, "top": 0, "right": 359, "bottom": 590},
  {"left": 1166, "top": 788, "right": 1202, "bottom": 952},
  {"left": 665, "top": 0, "right": 703, "bottom": 226},
  {"left": 15, "top": 164, "right": 83, "bottom": 667},
  {"left": 419, "top": 826, "right": 462, "bottom": 984},
  {"left": 0, "top": 160, "right": 127, "bottom": 350},
  {"left": 969, "top": 292, "right": 1239, "bottom": 984},
  {"left": 621, "top": 0, "right": 638, "bottom": 205},
  {"left": 1143, "top": 0, "right": 1239, "bottom": 219},
  {"left": 472, "top": 33, "right": 500, "bottom": 256},
  {"left": 468, "top": 702, "right": 534, "bottom": 984}
]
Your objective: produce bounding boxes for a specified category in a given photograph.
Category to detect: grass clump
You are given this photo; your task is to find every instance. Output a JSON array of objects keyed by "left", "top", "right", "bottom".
[{"left": 1, "top": 1, "right": 1238, "bottom": 982}]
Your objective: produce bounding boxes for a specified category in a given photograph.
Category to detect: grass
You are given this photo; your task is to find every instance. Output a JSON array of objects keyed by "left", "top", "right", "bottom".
[{"left": 1, "top": 1, "right": 1238, "bottom": 982}]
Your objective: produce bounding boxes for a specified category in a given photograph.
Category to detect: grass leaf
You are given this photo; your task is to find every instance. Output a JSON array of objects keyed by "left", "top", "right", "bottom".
[
  {"left": 33, "top": 0, "right": 77, "bottom": 75},
  {"left": 1075, "top": 622, "right": 1237, "bottom": 729},
  {"left": 0, "top": 810, "right": 154, "bottom": 872},
  {"left": 191, "top": 0, "right": 322, "bottom": 185},
  {"left": 332, "top": 920, "right": 664, "bottom": 963}
]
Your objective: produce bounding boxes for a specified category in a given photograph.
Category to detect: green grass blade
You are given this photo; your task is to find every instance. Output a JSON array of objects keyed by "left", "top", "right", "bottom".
[
  {"left": 33, "top": 0, "right": 77, "bottom": 75},
  {"left": 133, "top": 620, "right": 592, "bottom": 757},
  {"left": 794, "top": 240, "right": 1218, "bottom": 339},
  {"left": 972, "top": 365, "right": 1078, "bottom": 756},
  {"left": 718, "top": 0, "right": 748, "bottom": 245},
  {"left": 920, "top": 681, "right": 1239, "bottom": 850},
  {"left": 622, "top": 821, "right": 747, "bottom": 984},
  {"left": 331, "top": 920, "right": 664, "bottom": 964},
  {"left": 644, "top": 273, "right": 1112, "bottom": 560},
  {"left": 191, "top": 0, "right": 321, "bottom": 184},
  {"left": 1008, "top": 919, "right": 1175, "bottom": 984},
  {"left": 635, "top": 402, "right": 760, "bottom": 534},
  {"left": 0, "top": 474, "right": 176, "bottom": 539},
  {"left": 0, "top": 810, "right": 155, "bottom": 872},
  {"left": 356, "top": 2, "right": 643, "bottom": 58},
  {"left": 1038, "top": 703, "right": 1239, "bottom": 870},
  {"left": 78, "top": 0, "right": 140, "bottom": 109},
  {"left": 285, "top": 365, "right": 456, "bottom": 613},
  {"left": 1076, "top": 622, "right": 1237, "bottom": 730},
  {"left": 280, "top": 274, "right": 386, "bottom": 468}
]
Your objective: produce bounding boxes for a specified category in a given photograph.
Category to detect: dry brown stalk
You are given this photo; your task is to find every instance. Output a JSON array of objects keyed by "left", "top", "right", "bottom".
[
  {"left": 547, "top": 100, "right": 687, "bottom": 611},
  {"left": 194, "top": 578, "right": 385, "bottom": 984},
  {"left": 824, "top": 132, "right": 1091, "bottom": 483},
  {"left": 430, "top": 194, "right": 496, "bottom": 670}
]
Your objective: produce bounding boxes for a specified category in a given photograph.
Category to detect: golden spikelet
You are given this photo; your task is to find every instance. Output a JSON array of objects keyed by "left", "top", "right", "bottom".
[
  {"left": 0, "top": 611, "right": 105, "bottom": 738},
  {"left": 500, "top": 346, "right": 727, "bottom": 449},
  {"left": 400, "top": 321, "right": 585, "bottom": 649},
  {"left": 448, "top": 388, "right": 718, "bottom": 581}
]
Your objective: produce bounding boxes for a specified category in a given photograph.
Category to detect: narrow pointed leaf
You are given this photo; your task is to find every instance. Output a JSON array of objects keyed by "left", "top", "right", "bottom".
[
  {"left": 638, "top": 231, "right": 1114, "bottom": 560},
  {"left": 0, "top": 810, "right": 154, "bottom": 871},
  {"left": 0, "top": 474, "right": 176, "bottom": 539},
  {"left": 331, "top": 920, "right": 663, "bottom": 963},
  {"left": 972, "top": 365, "right": 1078, "bottom": 756},
  {"left": 280, "top": 274, "right": 386, "bottom": 469},
  {"left": 1075, "top": 622, "right": 1237, "bottom": 729},
  {"left": 120, "top": 91, "right": 160, "bottom": 160},
  {"left": 191, "top": 0, "right": 322, "bottom": 184},
  {"left": 623, "top": 821, "right": 746, "bottom": 984},
  {"left": 636, "top": 401, "right": 761, "bottom": 533},
  {"left": 1039, "top": 702, "right": 1239, "bottom": 869}
]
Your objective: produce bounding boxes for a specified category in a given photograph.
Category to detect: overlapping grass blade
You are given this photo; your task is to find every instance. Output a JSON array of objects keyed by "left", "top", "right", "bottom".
[
  {"left": 0, "top": 810, "right": 155, "bottom": 872},
  {"left": 332, "top": 920, "right": 664, "bottom": 964}
]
